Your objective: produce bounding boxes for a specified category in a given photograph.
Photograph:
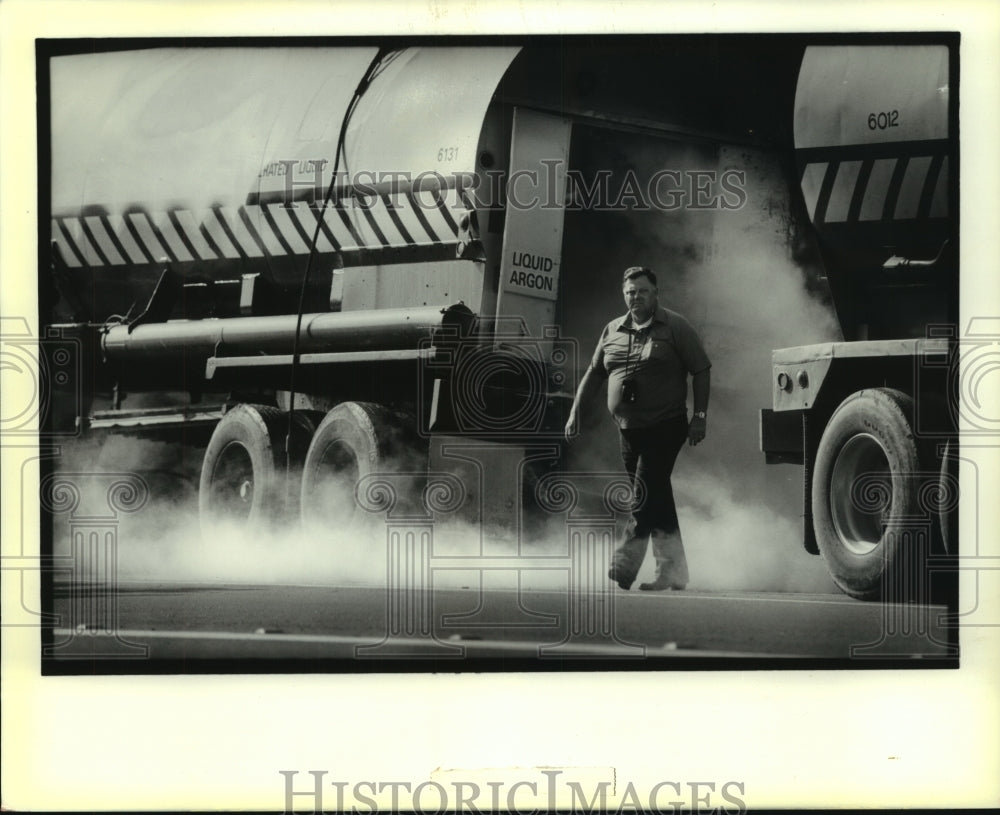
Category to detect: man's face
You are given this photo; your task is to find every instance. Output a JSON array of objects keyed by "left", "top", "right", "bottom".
[{"left": 622, "top": 276, "right": 658, "bottom": 323}]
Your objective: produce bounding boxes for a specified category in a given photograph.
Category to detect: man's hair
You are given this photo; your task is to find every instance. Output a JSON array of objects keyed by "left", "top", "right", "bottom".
[{"left": 622, "top": 266, "right": 657, "bottom": 286}]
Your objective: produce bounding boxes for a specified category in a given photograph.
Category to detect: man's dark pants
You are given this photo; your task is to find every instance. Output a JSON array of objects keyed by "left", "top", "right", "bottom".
[{"left": 612, "top": 414, "right": 690, "bottom": 587}]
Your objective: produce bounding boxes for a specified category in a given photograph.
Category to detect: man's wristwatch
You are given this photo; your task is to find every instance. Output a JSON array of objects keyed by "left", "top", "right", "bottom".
[{"left": 693, "top": 411, "right": 707, "bottom": 420}]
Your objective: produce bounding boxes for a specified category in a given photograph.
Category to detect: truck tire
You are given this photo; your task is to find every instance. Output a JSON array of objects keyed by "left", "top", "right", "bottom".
[
  {"left": 918, "top": 392, "right": 959, "bottom": 557},
  {"left": 811, "top": 388, "right": 931, "bottom": 601},
  {"left": 300, "top": 402, "right": 418, "bottom": 530},
  {"left": 937, "top": 438, "right": 959, "bottom": 554},
  {"left": 931, "top": 436, "right": 960, "bottom": 607},
  {"left": 199, "top": 404, "right": 292, "bottom": 532}
]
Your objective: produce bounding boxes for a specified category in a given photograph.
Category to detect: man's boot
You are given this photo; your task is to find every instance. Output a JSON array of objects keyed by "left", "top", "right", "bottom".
[
  {"left": 639, "top": 528, "right": 689, "bottom": 591},
  {"left": 608, "top": 532, "right": 648, "bottom": 591}
]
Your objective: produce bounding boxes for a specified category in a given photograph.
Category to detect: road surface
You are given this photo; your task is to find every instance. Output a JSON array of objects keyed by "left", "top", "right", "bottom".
[{"left": 45, "top": 578, "right": 959, "bottom": 669}]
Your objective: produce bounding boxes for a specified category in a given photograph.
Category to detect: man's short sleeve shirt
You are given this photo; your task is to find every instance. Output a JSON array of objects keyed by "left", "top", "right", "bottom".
[{"left": 590, "top": 306, "right": 711, "bottom": 429}]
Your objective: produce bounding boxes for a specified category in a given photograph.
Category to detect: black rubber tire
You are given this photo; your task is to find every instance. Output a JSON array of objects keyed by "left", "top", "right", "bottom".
[
  {"left": 937, "top": 437, "right": 959, "bottom": 556},
  {"left": 199, "top": 404, "right": 311, "bottom": 532},
  {"left": 929, "top": 436, "right": 960, "bottom": 608},
  {"left": 300, "top": 402, "right": 419, "bottom": 529},
  {"left": 811, "top": 388, "right": 931, "bottom": 601},
  {"left": 917, "top": 392, "right": 959, "bottom": 557}
]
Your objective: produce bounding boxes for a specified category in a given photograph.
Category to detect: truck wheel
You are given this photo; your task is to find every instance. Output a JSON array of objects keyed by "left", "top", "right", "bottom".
[
  {"left": 199, "top": 404, "right": 288, "bottom": 531},
  {"left": 937, "top": 437, "right": 959, "bottom": 555},
  {"left": 300, "top": 402, "right": 415, "bottom": 530},
  {"left": 918, "top": 393, "right": 958, "bottom": 556},
  {"left": 812, "top": 388, "right": 930, "bottom": 601}
]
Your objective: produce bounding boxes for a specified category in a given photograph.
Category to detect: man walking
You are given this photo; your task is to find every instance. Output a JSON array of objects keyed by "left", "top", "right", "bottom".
[{"left": 565, "top": 266, "right": 711, "bottom": 590}]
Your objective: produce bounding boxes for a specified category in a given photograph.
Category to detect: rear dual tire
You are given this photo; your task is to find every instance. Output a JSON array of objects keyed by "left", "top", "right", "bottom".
[
  {"left": 300, "top": 402, "right": 422, "bottom": 530},
  {"left": 198, "top": 404, "right": 317, "bottom": 533},
  {"left": 199, "top": 401, "right": 419, "bottom": 533},
  {"left": 812, "top": 388, "right": 950, "bottom": 602}
]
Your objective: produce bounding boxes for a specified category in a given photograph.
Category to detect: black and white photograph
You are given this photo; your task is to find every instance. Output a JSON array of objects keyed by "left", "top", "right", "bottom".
[
  {"left": 2, "top": 0, "right": 999, "bottom": 811},
  {"left": 36, "top": 32, "right": 962, "bottom": 670}
]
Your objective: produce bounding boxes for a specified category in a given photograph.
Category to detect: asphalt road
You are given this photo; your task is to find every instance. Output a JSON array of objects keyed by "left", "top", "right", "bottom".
[{"left": 46, "top": 579, "right": 959, "bottom": 669}]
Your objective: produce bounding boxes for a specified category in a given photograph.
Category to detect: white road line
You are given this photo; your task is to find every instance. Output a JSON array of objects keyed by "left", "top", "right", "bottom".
[
  {"left": 101, "top": 580, "right": 912, "bottom": 608},
  {"left": 67, "top": 579, "right": 948, "bottom": 611},
  {"left": 51, "top": 628, "right": 801, "bottom": 658}
]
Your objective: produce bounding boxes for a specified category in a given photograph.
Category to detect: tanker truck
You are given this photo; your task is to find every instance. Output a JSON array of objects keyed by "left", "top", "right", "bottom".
[
  {"left": 43, "top": 38, "right": 957, "bottom": 600},
  {"left": 759, "top": 43, "right": 957, "bottom": 601}
]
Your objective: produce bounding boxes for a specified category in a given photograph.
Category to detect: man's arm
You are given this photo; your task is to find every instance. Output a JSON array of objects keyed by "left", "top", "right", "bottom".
[
  {"left": 688, "top": 367, "right": 710, "bottom": 446},
  {"left": 565, "top": 364, "right": 603, "bottom": 440}
]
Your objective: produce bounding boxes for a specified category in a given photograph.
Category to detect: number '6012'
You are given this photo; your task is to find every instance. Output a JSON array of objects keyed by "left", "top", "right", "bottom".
[{"left": 867, "top": 110, "right": 899, "bottom": 130}]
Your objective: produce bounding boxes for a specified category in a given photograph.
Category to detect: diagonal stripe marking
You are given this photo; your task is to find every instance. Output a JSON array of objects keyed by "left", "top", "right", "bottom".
[
  {"left": 123, "top": 213, "right": 160, "bottom": 263},
  {"left": 54, "top": 219, "right": 86, "bottom": 266}
]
